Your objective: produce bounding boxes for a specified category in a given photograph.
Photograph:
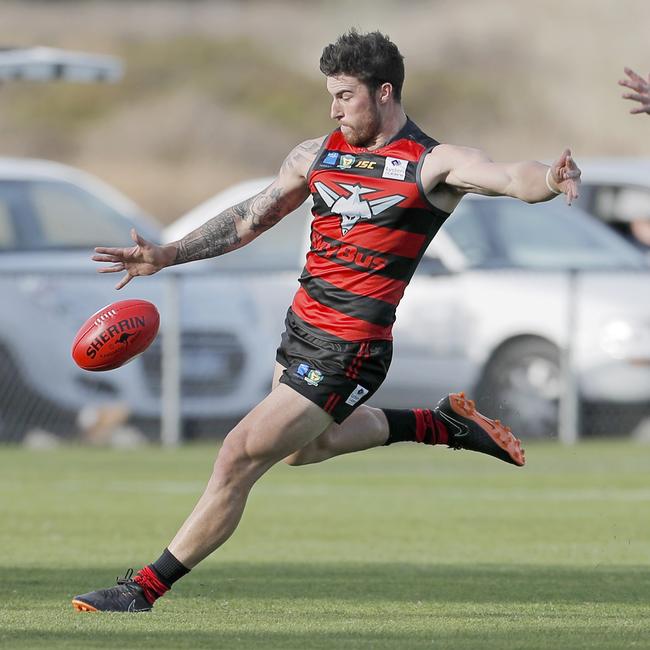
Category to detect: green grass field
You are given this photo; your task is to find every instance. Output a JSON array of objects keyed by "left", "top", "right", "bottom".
[{"left": 1, "top": 441, "right": 649, "bottom": 649}]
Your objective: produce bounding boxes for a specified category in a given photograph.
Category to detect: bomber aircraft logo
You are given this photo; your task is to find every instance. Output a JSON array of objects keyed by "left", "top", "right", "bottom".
[{"left": 314, "top": 181, "right": 405, "bottom": 235}]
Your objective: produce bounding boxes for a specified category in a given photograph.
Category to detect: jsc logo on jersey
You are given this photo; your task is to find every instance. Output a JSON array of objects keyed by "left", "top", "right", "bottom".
[
  {"left": 382, "top": 157, "right": 409, "bottom": 181},
  {"left": 354, "top": 159, "right": 377, "bottom": 169},
  {"left": 314, "top": 180, "right": 406, "bottom": 235}
]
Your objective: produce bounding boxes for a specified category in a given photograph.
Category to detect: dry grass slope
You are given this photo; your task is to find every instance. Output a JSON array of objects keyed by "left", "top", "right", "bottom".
[{"left": 1, "top": 0, "right": 649, "bottom": 222}]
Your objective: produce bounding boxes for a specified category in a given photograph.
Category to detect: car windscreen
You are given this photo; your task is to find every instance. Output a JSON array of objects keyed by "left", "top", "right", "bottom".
[
  {"left": 0, "top": 179, "right": 160, "bottom": 250},
  {"left": 443, "top": 197, "right": 647, "bottom": 270}
]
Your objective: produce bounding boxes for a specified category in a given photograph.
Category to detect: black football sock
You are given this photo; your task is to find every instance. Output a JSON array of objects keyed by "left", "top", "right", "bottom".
[
  {"left": 134, "top": 548, "right": 191, "bottom": 605},
  {"left": 150, "top": 548, "right": 191, "bottom": 586},
  {"left": 382, "top": 408, "right": 449, "bottom": 446}
]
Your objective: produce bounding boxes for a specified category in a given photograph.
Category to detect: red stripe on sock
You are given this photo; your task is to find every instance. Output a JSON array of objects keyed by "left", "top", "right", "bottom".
[
  {"left": 434, "top": 418, "right": 449, "bottom": 446},
  {"left": 413, "top": 409, "right": 427, "bottom": 443},
  {"left": 422, "top": 409, "right": 435, "bottom": 444},
  {"left": 134, "top": 566, "right": 169, "bottom": 605}
]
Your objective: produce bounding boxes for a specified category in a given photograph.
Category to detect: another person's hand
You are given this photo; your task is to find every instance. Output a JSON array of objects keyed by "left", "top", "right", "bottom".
[
  {"left": 92, "top": 228, "right": 174, "bottom": 289},
  {"left": 619, "top": 67, "right": 650, "bottom": 115},
  {"left": 548, "top": 149, "right": 581, "bottom": 205}
]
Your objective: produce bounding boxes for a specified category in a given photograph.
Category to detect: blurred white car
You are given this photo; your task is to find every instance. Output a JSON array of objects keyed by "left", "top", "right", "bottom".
[
  {"left": 0, "top": 158, "right": 272, "bottom": 440},
  {"left": 574, "top": 158, "right": 650, "bottom": 259},
  {"left": 165, "top": 177, "right": 650, "bottom": 437}
]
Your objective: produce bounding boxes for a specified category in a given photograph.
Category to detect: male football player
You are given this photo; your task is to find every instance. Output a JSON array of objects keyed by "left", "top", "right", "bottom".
[{"left": 73, "top": 30, "right": 580, "bottom": 612}]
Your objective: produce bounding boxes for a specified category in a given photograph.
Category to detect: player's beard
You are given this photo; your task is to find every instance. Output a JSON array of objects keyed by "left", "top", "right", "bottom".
[{"left": 340, "top": 101, "right": 381, "bottom": 148}]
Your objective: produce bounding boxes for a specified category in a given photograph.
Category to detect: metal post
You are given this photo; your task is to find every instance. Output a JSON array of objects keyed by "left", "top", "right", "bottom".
[
  {"left": 558, "top": 268, "right": 579, "bottom": 445},
  {"left": 161, "top": 273, "right": 182, "bottom": 447}
]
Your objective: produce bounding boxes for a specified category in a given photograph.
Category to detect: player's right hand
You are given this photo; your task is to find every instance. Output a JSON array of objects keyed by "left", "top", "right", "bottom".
[
  {"left": 93, "top": 228, "right": 175, "bottom": 290},
  {"left": 548, "top": 148, "right": 581, "bottom": 205}
]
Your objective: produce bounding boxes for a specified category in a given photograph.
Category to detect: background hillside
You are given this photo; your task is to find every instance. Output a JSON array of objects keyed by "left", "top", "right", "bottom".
[{"left": 1, "top": 0, "right": 649, "bottom": 223}]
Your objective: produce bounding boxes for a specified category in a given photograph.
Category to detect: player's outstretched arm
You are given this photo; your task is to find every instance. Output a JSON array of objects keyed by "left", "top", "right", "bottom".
[
  {"left": 93, "top": 137, "right": 323, "bottom": 289},
  {"left": 429, "top": 145, "right": 581, "bottom": 205},
  {"left": 170, "top": 137, "right": 323, "bottom": 264},
  {"left": 619, "top": 67, "right": 650, "bottom": 115}
]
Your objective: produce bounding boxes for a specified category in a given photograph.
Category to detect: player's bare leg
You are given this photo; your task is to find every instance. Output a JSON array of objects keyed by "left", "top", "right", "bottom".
[
  {"left": 274, "top": 363, "right": 525, "bottom": 468},
  {"left": 72, "top": 365, "right": 524, "bottom": 612},
  {"left": 72, "top": 383, "right": 333, "bottom": 611},
  {"left": 167, "top": 384, "right": 333, "bottom": 567},
  {"left": 284, "top": 403, "right": 389, "bottom": 464},
  {"left": 267, "top": 362, "right": 390, "bottom": 464}
]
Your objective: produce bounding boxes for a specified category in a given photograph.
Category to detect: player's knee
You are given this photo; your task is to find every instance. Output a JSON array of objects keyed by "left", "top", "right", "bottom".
[
  {"left": 283, "top": 430, "right": 334, "bottom": 466},
  {"left": 211, "top": 430, "right": 255, "bottom": 485},
  {"left": 211, "top": 448, "right": 243, "bottom": 487}
]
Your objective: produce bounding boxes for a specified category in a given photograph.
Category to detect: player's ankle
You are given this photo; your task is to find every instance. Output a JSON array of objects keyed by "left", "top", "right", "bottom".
[
  {"left": 135, "top": 548, "right": 191, "bottom": 604},
  {"left": 382, "top": 408, "right": 449, "bottom": 446},
  {"left": 134, "top": 566, "right": 169, "bottom": 604}
]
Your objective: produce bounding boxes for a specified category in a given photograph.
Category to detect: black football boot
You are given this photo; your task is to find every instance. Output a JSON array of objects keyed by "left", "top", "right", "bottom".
[
  {"left": 435, "top": 392, "right": 525, "bottom": 466},
  {"left": 72, "top": 569, "right": 152, "bottom": 612}
]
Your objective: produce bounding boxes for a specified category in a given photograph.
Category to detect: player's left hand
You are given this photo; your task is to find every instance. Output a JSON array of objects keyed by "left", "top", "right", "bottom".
[
  {"left": 548, "top": 148, "right": 581, "bottom": 205},
  {"left": 619, "top": 67, "right": 650, "bottom": 115}
]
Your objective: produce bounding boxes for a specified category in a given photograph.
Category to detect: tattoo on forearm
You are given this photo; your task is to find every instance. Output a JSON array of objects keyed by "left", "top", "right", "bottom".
[
  {"left": 174, "top": 139, "right": 319, "bottom": 264},
  {"left": 174, "top": 203, "right": 247, "bottom": 264},
  {"left": 173, "top": 181, "right": 303, "bottom": 264}
]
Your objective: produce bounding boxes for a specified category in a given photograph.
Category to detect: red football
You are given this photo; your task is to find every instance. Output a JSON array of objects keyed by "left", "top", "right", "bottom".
[{"left": 72, "top": 299, "right": 160, "bottom": 371}]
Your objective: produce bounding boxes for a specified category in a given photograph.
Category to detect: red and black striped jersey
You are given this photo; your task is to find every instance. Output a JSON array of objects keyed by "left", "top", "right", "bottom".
[{"left": 290, "top": 118, "right": 451, "bottom": 342}]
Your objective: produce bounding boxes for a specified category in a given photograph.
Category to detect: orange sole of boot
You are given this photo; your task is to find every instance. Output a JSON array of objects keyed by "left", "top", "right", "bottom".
[
  {"left": 71, "top": 599, "right": 98, "bottom": 612},
  {"left": 449, "top": 392, "right": 526, "bottom": 467}
]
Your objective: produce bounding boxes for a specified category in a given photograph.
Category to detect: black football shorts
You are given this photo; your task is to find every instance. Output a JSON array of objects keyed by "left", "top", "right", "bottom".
[{"left": 276, "top": 309, "right": 393, "bottom": 424}]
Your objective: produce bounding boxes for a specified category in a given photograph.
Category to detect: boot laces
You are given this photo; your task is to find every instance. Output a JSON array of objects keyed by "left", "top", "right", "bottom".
[{"left": 116, "top": 568, "right": 135, "bottom": 585}]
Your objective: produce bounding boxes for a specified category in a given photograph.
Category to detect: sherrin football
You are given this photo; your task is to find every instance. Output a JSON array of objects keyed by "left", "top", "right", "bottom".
[{"left": 72, "top": 299, "right": 160, "bottom": 371}]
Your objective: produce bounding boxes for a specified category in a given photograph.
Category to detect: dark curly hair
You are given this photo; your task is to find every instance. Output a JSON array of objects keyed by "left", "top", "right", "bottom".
[{"left": 320, "top": 29, "right": 405, "bottom": 102}]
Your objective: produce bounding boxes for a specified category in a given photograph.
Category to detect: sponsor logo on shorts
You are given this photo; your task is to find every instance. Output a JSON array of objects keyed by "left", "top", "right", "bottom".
[
  {"left": 345, "top": 384, "right": 369, "bottom": 406},
  {"left": 305, "top": 369, "right": 324, "bottom": 386},
  {"left": 296, "top": 363, "right": 310, "bottom": 377},
  {"left": 382, "top": 157, "right": 409, "bottom": 181},
  {"left": 295, "top": 363, "right": 324, "bottom": 387},
  {"left": 321, "top": 151, "right": 339, "bottom": 167}
]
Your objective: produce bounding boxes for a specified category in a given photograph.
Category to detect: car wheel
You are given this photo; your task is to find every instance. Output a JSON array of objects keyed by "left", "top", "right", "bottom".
[{"left": 475, "top": 338, "right": 561, "bottom": 439}]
